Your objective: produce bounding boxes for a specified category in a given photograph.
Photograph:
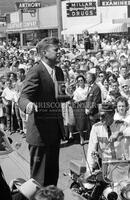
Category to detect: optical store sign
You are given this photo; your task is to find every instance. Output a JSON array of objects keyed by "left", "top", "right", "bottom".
[
  {"left": 98, "top": 0, "right": 130, "bottom": 6},
  {"left": 66, "top": 2, "right": 96, "bottom": 17}
]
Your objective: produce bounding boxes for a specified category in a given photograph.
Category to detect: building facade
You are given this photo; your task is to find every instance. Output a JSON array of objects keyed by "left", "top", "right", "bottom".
[
  {"left": 6, "top": 5, "right": 58, "bottom": 46},
  {"left": 4, "top": 0, "right": 130, "bottom": 46}
]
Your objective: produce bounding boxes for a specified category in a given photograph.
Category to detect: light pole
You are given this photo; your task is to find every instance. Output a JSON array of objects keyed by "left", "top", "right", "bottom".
[{"left": 56, "top": 0, "right": 63, "bottom": 40}]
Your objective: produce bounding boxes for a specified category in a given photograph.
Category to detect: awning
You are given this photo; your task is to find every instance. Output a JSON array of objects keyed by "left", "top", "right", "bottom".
[
  {"left": 61, "top": 23, "right": 98, "bottom": 35},
  {"left": 88, "top": 22, "right": 128, "bottom": 34}
]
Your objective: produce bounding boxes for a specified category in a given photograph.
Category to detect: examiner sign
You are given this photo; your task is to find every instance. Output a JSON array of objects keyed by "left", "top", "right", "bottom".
[
  {"left": 98, "top": 0, "right": 130, "bottom": 6},
  {"left": 66, "top": 2, "right": 96, "bottom": 17}
]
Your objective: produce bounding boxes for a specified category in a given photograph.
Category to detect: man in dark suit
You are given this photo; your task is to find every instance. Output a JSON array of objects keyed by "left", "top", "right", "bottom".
[
  {"left": 85, "top": 72, "right": 102, "bottom": 136},
  {"left": 18, "top": 37, "right": 65, "bottom": 187}
]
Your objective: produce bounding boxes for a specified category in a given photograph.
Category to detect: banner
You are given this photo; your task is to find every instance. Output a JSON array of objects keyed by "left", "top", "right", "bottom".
[
  {"left": 66, "top": 2, "right": 96, "bottom": 17},
  {"left": 98, "top": 0, "right": 130, "bottom": 6}
]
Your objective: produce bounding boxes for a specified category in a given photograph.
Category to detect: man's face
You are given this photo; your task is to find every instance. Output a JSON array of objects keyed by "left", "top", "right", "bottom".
[
  {"left": 120, "top": 67, "right": 127, "bottom": 77},
  {"left": 17, "top": 71, "right": 23, "bottom": 79},
  {"left": 86, "top": 73, "right": 92, "bottom": 84},
  {"left": 96, "top": 52, "right": 101, "bottom": 60},
  {"left": 122, "top": 84, "right": 129, "bottom": 93},
  {"left": 45, "top": 44, "right": 59, "bottom": 64},
  {"left": 98, "top": 73, "right": 105, "bottom": 82},
  {"left": 101, "top": 112, "right": 114, "bottom": 126},
  {"left": 111, "top": 82, "right": 119, "bottom": 92},
  {"left": 113, "top": 67, "right": 119, "bottom": 77},
  {"left": 71, "top": 63, "right": 75, "bottom": 70}
]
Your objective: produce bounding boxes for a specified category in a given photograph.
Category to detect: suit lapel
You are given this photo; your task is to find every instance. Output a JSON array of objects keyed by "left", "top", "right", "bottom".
[{"left": 39, "top": 61, "right": 55, "bottom": 90}]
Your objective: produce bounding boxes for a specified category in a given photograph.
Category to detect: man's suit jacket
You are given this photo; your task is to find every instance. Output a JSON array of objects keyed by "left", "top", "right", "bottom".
[
  {"left": 18, "top": 61, "right": 65, "bottom": 146},
  {"left": 86, "top": 83, "right": 102, "bottom": 116}
]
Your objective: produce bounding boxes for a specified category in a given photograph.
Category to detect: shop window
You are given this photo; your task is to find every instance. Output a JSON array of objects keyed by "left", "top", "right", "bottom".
[{"left": 52, "top": 29, "right": 58, "bottom": 37}]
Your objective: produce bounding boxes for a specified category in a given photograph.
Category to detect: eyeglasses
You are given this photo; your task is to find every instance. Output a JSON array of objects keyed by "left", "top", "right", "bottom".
[
  {"left": 99, "top": 75, "right": 104, "bottom": 78},
  {"left": 78, "top": 79, "right": 84, "bottom": 82},
  {"left": 122, "top": 85, "right": 128, "bottom": 88}
]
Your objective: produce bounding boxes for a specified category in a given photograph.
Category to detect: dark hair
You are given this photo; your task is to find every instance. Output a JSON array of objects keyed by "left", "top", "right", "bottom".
[
  {"left": 116, "top": 96, "right": 129, "bottom": 111},
  {"left": 102, "top": 77, "right": 109, "bottom": 84},
  {"left": 76, "top": 74, "right": 86, "bottom": 83},
  {"left": 108, "top": 73, "right": 117, "bottom": 82},
  {"left": 99, "top": 70, "right": 106, "bottom": 76},
  {"left": 36, "top": 37, "right": 59, "bottom": 54},
  {"left": 17, "top": 68, "right": 25, "bottom": 75},
  {"left": 120, "top": 65, "right": 127, "bottom": 70},
  {"left": 35, "top": 185, "right": 64, "bottom": 200},
  {"left": 6, "top": 72, "right": 17, "bottom": 81}
]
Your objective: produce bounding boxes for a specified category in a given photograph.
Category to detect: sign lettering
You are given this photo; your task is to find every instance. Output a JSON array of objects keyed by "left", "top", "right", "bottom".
[
  {"left": 66, "top": 2, "right": 96, "bottom": 17},
  {"left": 16, "top": 2, "right": 41, "bottom": 9},
  {"left": 98, "top": 0, "right": 130, "bottom": 6},
  {"left": 7, "top": 20, "right": 38, "bottom": 30}
]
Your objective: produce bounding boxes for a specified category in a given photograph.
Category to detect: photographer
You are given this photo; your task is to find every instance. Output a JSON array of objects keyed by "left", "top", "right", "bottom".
[{"left": 86, "top": 103, "right": 130, "bottom": 182}]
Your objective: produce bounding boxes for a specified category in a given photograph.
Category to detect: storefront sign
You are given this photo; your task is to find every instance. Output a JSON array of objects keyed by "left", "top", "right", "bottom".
[
  {"left": 66, "top": 2, "right": 96, "bottom": 17},
  {"left": 98, "top": 0, "right": 130, "bottom": 6},
  {"left": 0, "top": 16, "right": 6, "bottom": 22},
  {"left": 23, "top": 20, "right": 38, "bottom": 28},
  {"left": 7, "top": 20, "right": 39, "bottom": 31},
  {"left": 22, "top": 8, "right": 36, "bottom": 13},
  {"left": 16, "top": 2, "right": 41, "bottom": 9}
]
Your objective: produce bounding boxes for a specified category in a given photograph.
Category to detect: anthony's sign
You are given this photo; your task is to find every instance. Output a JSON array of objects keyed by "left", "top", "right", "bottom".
[
  {"left": 16, "top": 2, "right": 41, "bottom": 9},
  {"left": 98, "top": 0, "right": 130, "bottom": 6},
  {"left": 66, "top": 2, "right": 96, "bottom": 17}
]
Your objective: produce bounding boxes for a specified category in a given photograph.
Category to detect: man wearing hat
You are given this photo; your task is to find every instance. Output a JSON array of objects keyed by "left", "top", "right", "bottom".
[{"left": 86, "top": 103, "right": 130, "bottom": 183}]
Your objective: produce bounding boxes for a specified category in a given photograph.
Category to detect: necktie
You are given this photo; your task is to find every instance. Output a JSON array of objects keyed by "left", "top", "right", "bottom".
[
  {"left": 87, "top": 85, "right": 91, "bottom": 94},
  {"left": 107, "top": 126, "right": 112, "bottom": 138},
  {"left": 107, "top": 125, "right": 116, "bottom": 159}
]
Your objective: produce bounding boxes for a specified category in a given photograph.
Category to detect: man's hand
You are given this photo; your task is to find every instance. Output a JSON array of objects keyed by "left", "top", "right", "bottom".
[
  {"left": 26, "top": 102, "right": 38, "bottom": 114},
  {"left": 109, "top": 132, "right": 123, "bottom": 142}
]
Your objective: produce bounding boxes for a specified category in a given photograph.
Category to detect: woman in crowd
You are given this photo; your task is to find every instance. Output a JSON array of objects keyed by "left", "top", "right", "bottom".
[
  {"left": 120, "top": 79, "right": 130, "bottom": 106},
  {"left": 101, "top": 77, "right": 109, "bottom": 102},
  {"left": 61, "top": 70, "right": 75, "bottom": 143},
  {"left": 107, "top": 73, "right": 117, "bottom": 89},
  {"left": 114, "top": 96, "right": 130, "bottom": 123},
  {"left": 105, "top": 80, "right": 121, "bottom": 105},
  {"left": 83, "top": 30, "right": 91, "bottom": 52},
  {"left": 1, "top": 79, "right": 15, "bottom": 134},
  {"left": 96, "top": 70, "right": 106, "bottom": 88},
  {"left": 73, "top": 75, "right": 88, "bottom": 145}
]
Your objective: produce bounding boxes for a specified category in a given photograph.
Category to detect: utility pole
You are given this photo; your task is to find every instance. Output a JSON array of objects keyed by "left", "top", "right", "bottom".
[{"left": 56, "top": 0, "right": 63, "bottom": 40}]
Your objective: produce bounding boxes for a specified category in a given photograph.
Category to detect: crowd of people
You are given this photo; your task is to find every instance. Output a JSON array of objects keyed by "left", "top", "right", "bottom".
[
  {"left": 0, "top": 32, "right": 130, "bottom": 199},
  {"left": 0, "top": 34, "right": 130, "bottom": 142}
]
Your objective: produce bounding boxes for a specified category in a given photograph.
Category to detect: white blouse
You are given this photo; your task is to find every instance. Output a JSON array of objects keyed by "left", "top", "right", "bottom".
[{"left": 73, "top": 86, "right": 88, "bottom": 102}]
